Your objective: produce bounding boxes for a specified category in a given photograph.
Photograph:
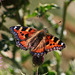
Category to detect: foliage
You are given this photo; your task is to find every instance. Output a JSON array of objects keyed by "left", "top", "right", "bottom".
[
  {"left": 27, "top": 3, "right": 59, "bottom": 17},
  {"left": 0, "top": 0, "right": 75, "bottom": 75}
]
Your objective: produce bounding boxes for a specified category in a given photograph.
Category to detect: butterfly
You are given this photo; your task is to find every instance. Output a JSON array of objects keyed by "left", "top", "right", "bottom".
[{"left": 10, "top": 26, "right": 65, "bottom": 57}]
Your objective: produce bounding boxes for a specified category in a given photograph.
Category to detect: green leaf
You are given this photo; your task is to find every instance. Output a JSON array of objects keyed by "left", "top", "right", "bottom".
[
  {"left": 53, "top": 51, "right": 61, "bottom": 62},
  {"left": 38, "top": 66, "right": 48, "bottom": 74},
  {"left": 47, "top": 71, "right": 56, "bottom": 75},
  {"left": 28, "top": 3, "right": 59, "bottom": 17},
  {"left": 66, "top": 71, "right": 72, "bottom": 75},
  {"left": 8, "top": 67, "right": 15, "bottom": 74},
  {"left": 43, "top": 60, "right": 51, "bottom": 66}
]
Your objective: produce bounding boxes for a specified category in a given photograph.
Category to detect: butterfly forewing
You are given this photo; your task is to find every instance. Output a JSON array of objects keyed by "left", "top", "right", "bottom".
[
  {"left": 10, "top": 26, "right": 37, "bottom": 40},
  {"left": 45, "top": 35, "right": 65, "bottom": 52},
  {"left": 10, "top": 26, "right": 37, "bottom": 50}
]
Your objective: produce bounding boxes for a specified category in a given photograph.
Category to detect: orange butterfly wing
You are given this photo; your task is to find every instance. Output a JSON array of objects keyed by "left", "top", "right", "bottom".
[
  {"left": 10, "top": 26, "right": 37, "bottom": 50},
  {"left": 31, "top": 34, "right": 65, "bottom": 57},
  {"left": 45, "top": 35, "right": 65, "bottom": 52}
]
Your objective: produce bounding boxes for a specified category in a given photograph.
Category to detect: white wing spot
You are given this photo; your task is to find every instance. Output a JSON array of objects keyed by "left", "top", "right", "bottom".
[
  {"left": 61, "top": 43, "right": 63, "bottom": 45},
  {"left": 14, "top": 26, "right": 17, "bottom": 29}
]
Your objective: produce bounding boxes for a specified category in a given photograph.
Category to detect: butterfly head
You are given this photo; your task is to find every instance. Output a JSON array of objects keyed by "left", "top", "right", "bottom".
[{"left": 43, "top": 28, "right": 48, "bottom": 33}]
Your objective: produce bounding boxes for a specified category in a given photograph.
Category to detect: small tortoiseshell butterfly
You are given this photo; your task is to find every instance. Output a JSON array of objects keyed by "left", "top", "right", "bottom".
[{"left": 10, "top": 26, "right": 65, "bottom": 57}]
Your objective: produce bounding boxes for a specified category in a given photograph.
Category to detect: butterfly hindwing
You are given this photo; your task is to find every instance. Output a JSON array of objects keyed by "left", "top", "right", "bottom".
[
  {"left": 10, "top": 26, "right": 37, "bottom": 50},
  {"left": 30, "top": 36, "right": 46, "bottom": 57},
  {"left": 30, "top": 31, "right": 46, "bottom": 57},
  {"left": 45, "top": 35, "right": 65, "bottom": 52}
]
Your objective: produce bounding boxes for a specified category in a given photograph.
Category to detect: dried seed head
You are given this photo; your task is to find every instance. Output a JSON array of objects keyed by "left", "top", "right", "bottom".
[{"left": 32, "top": 55, "right": 44, "bottom": 66}]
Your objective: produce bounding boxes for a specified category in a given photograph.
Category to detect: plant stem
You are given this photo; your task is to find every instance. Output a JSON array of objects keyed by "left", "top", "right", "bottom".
[
  {"left": 36, "top": 66, "right": 39, "bottom": 75},
  {"left": 60, "top": 0, "right": 73, "bottom": 40},
  {"left": 12, "top": 45, "right": 18, "bottom": 61},
  {"left": 60, "top": 2, "right": 67, "bottom": 40},
  {"left": 16, "top": 10, "right": 24, "bottom": 26},
  {"left": 23, "top": 16, "right": 27, "bottom": 26},
  {"left": 56, "top": 62, "right": 60, "bottom": 75}
]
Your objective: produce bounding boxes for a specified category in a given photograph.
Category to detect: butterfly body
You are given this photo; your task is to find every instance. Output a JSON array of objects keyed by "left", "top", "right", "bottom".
[{"left": 10, "top": 26, "right": 65, "bottom": 57}]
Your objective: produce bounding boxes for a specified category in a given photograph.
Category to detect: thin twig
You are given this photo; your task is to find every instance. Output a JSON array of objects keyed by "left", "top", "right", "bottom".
[
  {"left": 60, "top": 2, "right": 67, "bottom": 40},
  {"left": 56, "top": 62, "right": 60, "bottom": 75},
  {"left": 36, "top": 66, "right": 39, "bottom": 75},
  {"left": 60, "top": 0, "right": 72, "bottom": 40}
]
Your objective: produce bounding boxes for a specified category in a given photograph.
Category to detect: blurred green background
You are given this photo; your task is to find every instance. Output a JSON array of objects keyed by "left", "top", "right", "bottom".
[{"left": 0, "top": 0, "right": 75, "bottom": 75}]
